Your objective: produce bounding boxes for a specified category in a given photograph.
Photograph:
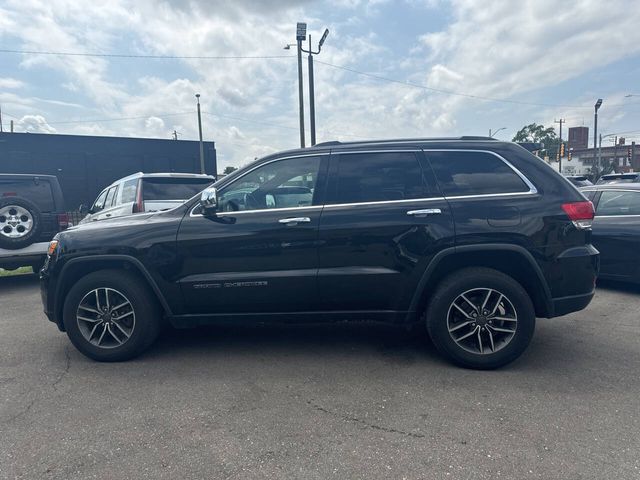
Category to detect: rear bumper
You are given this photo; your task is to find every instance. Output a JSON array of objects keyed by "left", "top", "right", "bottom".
[
  {"left": 551, "top": 290, "right": 595, "bottom": 317},
  {"left": 0, "top": 242, "right": 48, "bottom": 269}
]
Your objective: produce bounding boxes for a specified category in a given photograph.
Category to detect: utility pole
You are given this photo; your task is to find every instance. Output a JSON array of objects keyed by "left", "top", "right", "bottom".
[
  {"left": 296, "top": 23, "right": 306, "bottom": 148},
  {"left": 0, "top": 105, "right": 3, "bottom": 133},
  {"left": 195, "top": 93, "right": 205, "bottom": 174},
  {"left": 555, "top": 118, "right": 564, "bottom": 173},
  {"left": 10, "top": 120, "right": 13, "bottom": 133},
  {"left": 301, "top": 28, "right": 329, "bottom": 146},
  {"left": 593, "top": 99, "right": 602, "bottom": 150},
  {"left": 172, "top": 130, "right": 178, "bottom": 140}
]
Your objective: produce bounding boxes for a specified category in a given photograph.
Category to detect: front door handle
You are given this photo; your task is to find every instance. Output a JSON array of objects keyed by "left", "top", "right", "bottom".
[
  {"left": 407, "top": 208, "right": 442, "bottom": 216},
  {"left": 278, "top": 217, "right": 311, "bottom": 225}
]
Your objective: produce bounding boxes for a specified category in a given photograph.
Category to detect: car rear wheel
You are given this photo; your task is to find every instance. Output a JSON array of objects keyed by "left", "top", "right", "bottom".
[
  {"left": 0, "top": 197, "right": 43, "bottom": 250},
  {"left": 425, "top": 267, "right": 535, "bottom": 369},
  {"left": 63, "top": 269, "right": 161, "bottom": 361}
]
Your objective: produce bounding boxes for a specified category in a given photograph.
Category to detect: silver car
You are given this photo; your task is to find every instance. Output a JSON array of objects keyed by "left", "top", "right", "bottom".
[{"left": 79, "top": 172, "right": 215, "bottom": 223}]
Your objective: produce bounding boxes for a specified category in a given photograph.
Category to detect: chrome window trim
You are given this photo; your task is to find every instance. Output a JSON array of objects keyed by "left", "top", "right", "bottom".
[
  {"left": 595, "top": 214, "right": 640, "bottom": 218},
  {"left": 188, "top": 148, "right": 539, "bottom": 217},
  {"left": 421, "top": 148, "right": 538, "bottom": 196}
]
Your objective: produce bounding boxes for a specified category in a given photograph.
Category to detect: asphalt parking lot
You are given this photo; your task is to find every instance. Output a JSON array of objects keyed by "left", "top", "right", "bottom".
[{"left": 1, "top": 274, "right": 639, "bottom": 480}]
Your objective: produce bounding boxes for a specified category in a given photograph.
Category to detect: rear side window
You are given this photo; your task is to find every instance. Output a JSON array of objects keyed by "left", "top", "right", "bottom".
[
  {"left": 581, "top": 190, "right": 597, "bottom": 201},
  {"left": 120, "top": 179, "right": 138, "bottom": 204},
  {"left": 426, "top": 151, "right": 530, "bottom": 197},
  {"left": 596, "top": 190, "right": 640, "bottom": 216},
  {"left": 332, "top": 152, "right": 428, "bottom": 204},
  {"left": 142, "top": 178, "right": 213, "bottom": 201},
  {"left": 0, "top": 179, "right": 55, "bottom": 211}
]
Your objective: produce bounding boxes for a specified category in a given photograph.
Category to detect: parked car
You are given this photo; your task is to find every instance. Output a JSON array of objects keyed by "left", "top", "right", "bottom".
[
  {"left": 79, "top": 172, "right": 215, "bottom": 223},
  {"left": 565, "top": 175, "right": 593, "bottom": 187},
  {"left": 41, "top": 137, "right": 598, "bottom": 369},
  {"left": 595, "top": 172, "right": 640, "bottom": 185},
  {"left": 0, "top": 174, "right": 69, "bottom": 272},
  {"left": 580, "top": 184, "right": 640, "bottom": 283}
]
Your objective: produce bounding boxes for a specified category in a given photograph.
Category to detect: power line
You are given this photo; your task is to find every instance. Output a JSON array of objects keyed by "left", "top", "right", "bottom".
[
  {"left": 316, "top": 60, "right": 640, "bottom": 110},
  {"left": 0, "top": 48, "right": 294, "bottom": 60}
]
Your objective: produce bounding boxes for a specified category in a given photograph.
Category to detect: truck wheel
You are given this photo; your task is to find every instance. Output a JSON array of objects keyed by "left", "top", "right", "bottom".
[
  {"left": 425, "top": 267, "right": 535, "bottom": 370},
  {"left": 63, "top": 269, "right": 161, "bottom": 362},
  {"left": 0, "top": 197, "right": 43, "bottom": 250}
]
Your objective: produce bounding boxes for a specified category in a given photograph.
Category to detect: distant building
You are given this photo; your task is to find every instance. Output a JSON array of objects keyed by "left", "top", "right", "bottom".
[
  {"left": 563, "top": 139, "right": 638, "bottom": 175},
  {"left": 0, "top": 132, "right": 217, "bottom": 209},
  {"left": 568, "top": 126, "right": 589, "bottom": 150}
]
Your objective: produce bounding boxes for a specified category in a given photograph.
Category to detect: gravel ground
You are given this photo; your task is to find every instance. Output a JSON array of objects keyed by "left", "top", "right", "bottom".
[{"left": 1, "top": 274, "right": 639, "bottom": 479}]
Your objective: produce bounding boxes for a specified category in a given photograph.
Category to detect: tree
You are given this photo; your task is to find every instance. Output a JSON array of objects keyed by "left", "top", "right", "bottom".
[
  {"left": 512, "top": 123, "right": 560, "bottom": 158},
  {"left": 223, "top": 166, "right": 238, "bottom": 175}
]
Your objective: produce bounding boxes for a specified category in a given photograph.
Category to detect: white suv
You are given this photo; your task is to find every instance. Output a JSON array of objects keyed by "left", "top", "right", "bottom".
[{"left": 79, "top": 172, "right": 215, "bottom": 224}]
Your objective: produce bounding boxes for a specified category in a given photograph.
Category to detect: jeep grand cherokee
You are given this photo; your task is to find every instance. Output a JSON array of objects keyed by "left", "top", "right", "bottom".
[{"left": 40, "top": 137, "right": 598, "bottom": 369}]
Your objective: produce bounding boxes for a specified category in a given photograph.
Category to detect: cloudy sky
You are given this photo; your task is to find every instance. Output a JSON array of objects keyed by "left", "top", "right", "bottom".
[{"left": 1, "top": 0, "right": 640, "bottom": 170}]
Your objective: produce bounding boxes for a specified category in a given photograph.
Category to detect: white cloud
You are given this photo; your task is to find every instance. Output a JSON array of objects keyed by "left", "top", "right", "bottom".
[
  {"left": 0, "top": 77, "right": 24, "bottom": 89},
  {"left": 17, "top": 115, "right": 56, "bottom": 133}
]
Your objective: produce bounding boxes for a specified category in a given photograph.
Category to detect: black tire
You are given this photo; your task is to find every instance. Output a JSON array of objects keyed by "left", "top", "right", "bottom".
[
  {"left": 0, "top": 197, "right": 43, "bottom": 249},
  {"left": 425, "top": 267, "right": 535, "bottom": 370},
  {"left": 63, "top": 269, "right": 161, "bottom": 362}
]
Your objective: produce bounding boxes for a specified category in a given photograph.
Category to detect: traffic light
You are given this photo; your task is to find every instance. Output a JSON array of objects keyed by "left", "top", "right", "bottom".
[
  {"left": 568, "top": 150, "right": 572, "bottom": 161},
  {"left": 560, "top": 142, "right": 565, "bottom": 158},
  {"left": 628, "top": 147, "right": 633, "bottom": 162}
]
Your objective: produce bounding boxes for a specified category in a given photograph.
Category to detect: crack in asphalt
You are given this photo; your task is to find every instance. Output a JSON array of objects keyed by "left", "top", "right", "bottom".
[
  {"left": 5, "top": 347, "right": 72, "bottom": 424},
  {"left": 306, "top": 400, "right": 425, "bottom": 439},
  {"left": 51, "top": 346, "right": 71, "bottom": 391}
]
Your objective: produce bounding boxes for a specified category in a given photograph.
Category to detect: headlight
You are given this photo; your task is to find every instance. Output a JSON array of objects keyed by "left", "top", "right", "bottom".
[{"left": 47, "top": 240, "right": 59, "bottom": 256}]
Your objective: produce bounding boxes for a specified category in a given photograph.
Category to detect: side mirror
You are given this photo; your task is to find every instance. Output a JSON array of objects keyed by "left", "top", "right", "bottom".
[
  {"left": 200, "top": 187, "right": 218, "bottom": 215},
  {"left": 79, "top": 204, "right": 89, "bottom": 215}
]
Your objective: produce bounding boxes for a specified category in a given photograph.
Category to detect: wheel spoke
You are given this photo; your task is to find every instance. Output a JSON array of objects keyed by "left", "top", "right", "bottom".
[
  {"left": 491, "top": 316, "right": 517, "bottom": 322},
  {"left": 480, "top": 289, "right": 493, "bottom": 311},
  {"left": 107, "top": 325, "right": 123, "bottom": 345},
  {"left": 96, "top": 324, "right": 108, "bottom": 346},
  {"left": 477, "top": 328, "right": 484, "bottom": 354},
  {"left": 486, "top": 328, "right": 495, "bottom": 352},
  {"left": 110, "top": 301, "right": 129, "bottom": 312},
  {"left": 77, "top": 315, "right": 101, "bottom": 323},
  {"left": 88, "top": 321, "right": 102, "bottom": 339},
  {"left": 111, "top": 320, "right": 131, "bottom": 339},
  {"left": 105, "top": 289, "right": 110, "bottom": 309},
  {"left": 449, "top": 320, "right": 474, "bottom": 333},
  {"left": 488, "top": 325, "right": 515, "bottom": 334},
  {"left": 95, "top": 289, "right": 101, "bottom": 311},
  {"left": 452, "top": 302, "right": 472, "bottom": 319},
  {"left": 456, "top": 326, "right": 479, "bottom": 342},
  {"left": 489, "top": 294, "right": 504, "bottom": 316},
  {"left": 78, "top": 305, "right": 101, "bottom": 315},
  {"left": 460, "top": 294, "right": 479, "bottom": 313},
  {"left": 112, "top": 311, "right": 133, "bottom": 321}
]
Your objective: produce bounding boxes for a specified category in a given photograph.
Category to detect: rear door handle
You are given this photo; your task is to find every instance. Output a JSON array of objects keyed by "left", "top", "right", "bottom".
[
  {"left": 407, "top": 208, "right": 442, "bottom": 216},
  {"left": 278, "top": 217, "right": 311, "bottom": 225}
]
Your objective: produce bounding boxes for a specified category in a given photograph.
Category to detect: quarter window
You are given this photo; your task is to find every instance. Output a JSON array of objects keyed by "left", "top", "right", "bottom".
[
  {"left": 121, "top": 179, "right": 138, "bottom": 204},
  {"left": 91, "top": 189, "right": 108, "bottom": 213},
  {"left": 218, "top": 156, "right": 322, "bottom": 212},
  {"left": 427, "top": 151, "right": 530, "bottom": 197},
  {"left": 104, "top": 186, "right": 118, "bottom": 208},
  {"left": 333, "top": 152, "right": 428, "bottom": 204},
  {"left": 596, "top": 190, "right": 640, "bottom": 216}
]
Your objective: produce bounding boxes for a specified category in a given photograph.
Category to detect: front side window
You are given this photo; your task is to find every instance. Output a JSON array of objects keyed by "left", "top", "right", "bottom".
[
  {"left": 596, "top": 190, "right": 640, "bottom": 216},
  {"left": 427, "top": 151, "right": 530, "bottom": 197},
  {"left": 332, "top": 152, "right": 428, "bottom": 204},
  {"left": 92, "top": 189, "right": 109, "bottom": 213},
  {"left": 104, "top": 186, "right": 118, "bottom": 208},
  {"left": 217, "top": 156, "right": 322, "bottom": 212}
]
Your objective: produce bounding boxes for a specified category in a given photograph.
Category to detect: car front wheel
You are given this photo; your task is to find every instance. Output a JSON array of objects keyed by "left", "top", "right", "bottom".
[
  {"left": 426, "top": 267, "right": 535, "bottom": 369},
  {"left": 63, "top": 269, "right": 161, "bottom": 361}
]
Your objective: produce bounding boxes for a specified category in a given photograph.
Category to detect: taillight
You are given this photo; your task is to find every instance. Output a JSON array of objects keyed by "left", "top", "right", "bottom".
[
  {"left": 562, "top": 201, "right": 594, "bottom": 229},
  {"left": 133, "top": 183, "right": 144, "bottom": 213},
  {"left": 57, "top": 213, "right": 70, "bottom": 230}
]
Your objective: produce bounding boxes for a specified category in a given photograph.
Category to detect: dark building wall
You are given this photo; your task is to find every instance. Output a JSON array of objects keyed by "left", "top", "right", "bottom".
[
  {"left": 0, "top": 132, "right": 216, "bottom": 209},
  {"left": 568, "top": 126, "right": 589, "bottom": 150}
]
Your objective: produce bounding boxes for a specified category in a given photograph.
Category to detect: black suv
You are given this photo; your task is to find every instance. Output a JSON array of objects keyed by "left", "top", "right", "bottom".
[
  {"left": 40, "top": 138, "right": 598, "bottom": 369},
  {"left": 1, "top": 174, "right": 69, "bottom": 271}
]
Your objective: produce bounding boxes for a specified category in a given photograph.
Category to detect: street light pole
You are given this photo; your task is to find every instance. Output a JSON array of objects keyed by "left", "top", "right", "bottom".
[
  {"left": 196, "top": 93, "right": 205, "bottom": 174},
  {"left": 593, "top": 98, "right": 602, "bottom": 150},
  {"left": 489, "top": 127, "right": 506, "bottom": 138},
  {"left": 295, "top": 22, "right": 307, "bottom": 148},
  {"left": 301, "top": 28, "right": 329, "bottom": 146}
]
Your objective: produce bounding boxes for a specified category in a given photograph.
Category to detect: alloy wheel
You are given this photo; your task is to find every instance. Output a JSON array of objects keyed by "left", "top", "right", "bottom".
[
  {"left": 76, "top": 288, "right": 136, "bottom": 349},
  {"left": 447, "top": 288, "right": 518, "bottom": 355}
]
